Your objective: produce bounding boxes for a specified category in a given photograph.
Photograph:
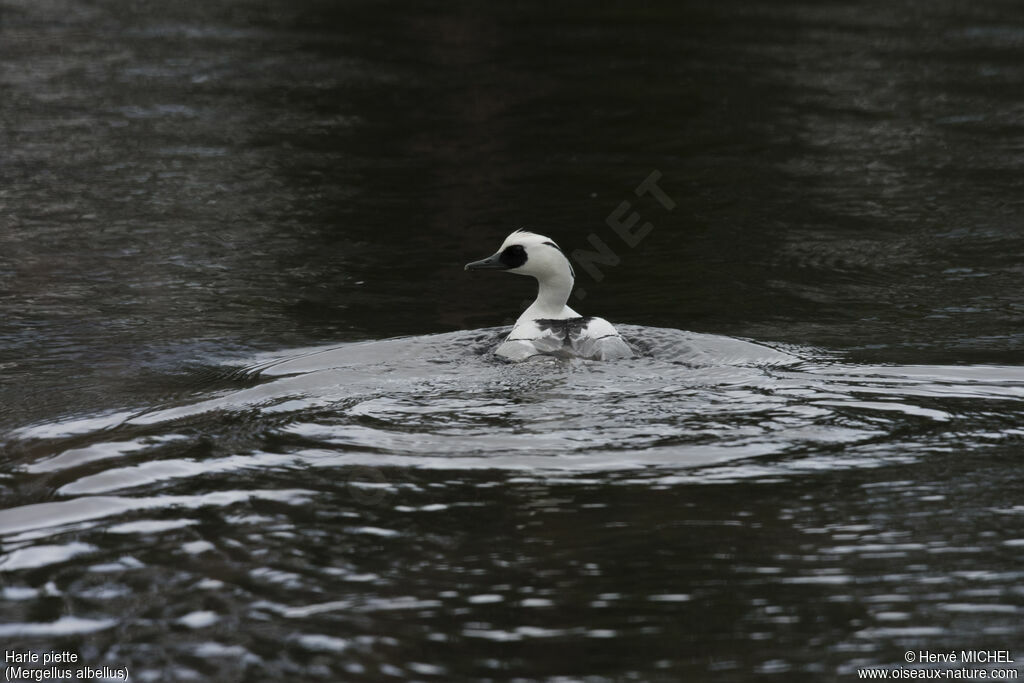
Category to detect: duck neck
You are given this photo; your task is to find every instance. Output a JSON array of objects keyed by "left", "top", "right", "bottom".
[{"left": 528, "top": 269, "right": 575, "bottom": 319}]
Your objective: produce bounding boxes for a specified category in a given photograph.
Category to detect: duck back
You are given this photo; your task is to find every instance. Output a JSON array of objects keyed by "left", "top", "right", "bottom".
[{"left": 497, "top": 316, "right": 635, "bottom": 361}]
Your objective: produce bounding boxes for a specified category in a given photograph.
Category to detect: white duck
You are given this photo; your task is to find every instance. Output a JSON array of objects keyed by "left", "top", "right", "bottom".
[{"left": 465, "top": 230, "right": 634, "bottom": 361}]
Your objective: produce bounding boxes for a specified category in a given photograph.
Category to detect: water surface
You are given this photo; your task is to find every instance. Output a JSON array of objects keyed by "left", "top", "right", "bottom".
[{"left": 2, "top": 0, "right": 1023, "bottom": 680}]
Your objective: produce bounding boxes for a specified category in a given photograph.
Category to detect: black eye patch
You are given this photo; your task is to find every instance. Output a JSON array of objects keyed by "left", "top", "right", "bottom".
[{"left": 499, "top": 244, "right": 528, "bottom": 268}]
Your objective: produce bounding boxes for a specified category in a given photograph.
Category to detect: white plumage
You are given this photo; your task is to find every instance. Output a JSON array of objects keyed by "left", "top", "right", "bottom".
[{"left": 465, "top": 230, "right": 634, "bottom": 361}]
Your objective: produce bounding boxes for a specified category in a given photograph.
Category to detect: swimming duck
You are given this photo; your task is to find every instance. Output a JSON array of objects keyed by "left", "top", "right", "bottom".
[{"left": 464, "top": 230, "right": 634, "bottom": 361}]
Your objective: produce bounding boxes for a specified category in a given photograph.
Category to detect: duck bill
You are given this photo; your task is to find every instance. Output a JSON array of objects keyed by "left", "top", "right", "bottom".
[{"left": 464, "top": 253, "right": 508, "bottom": 271}]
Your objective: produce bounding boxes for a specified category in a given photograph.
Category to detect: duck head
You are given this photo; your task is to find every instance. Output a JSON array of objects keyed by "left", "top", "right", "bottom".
[{"left": 464, "top": 230, "right": 574, "bottom": 283}]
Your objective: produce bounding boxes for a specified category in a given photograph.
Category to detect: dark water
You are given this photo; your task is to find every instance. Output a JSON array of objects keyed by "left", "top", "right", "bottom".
[{"left": 2, "top": 0, "right": 1024, "bottom": 681}]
